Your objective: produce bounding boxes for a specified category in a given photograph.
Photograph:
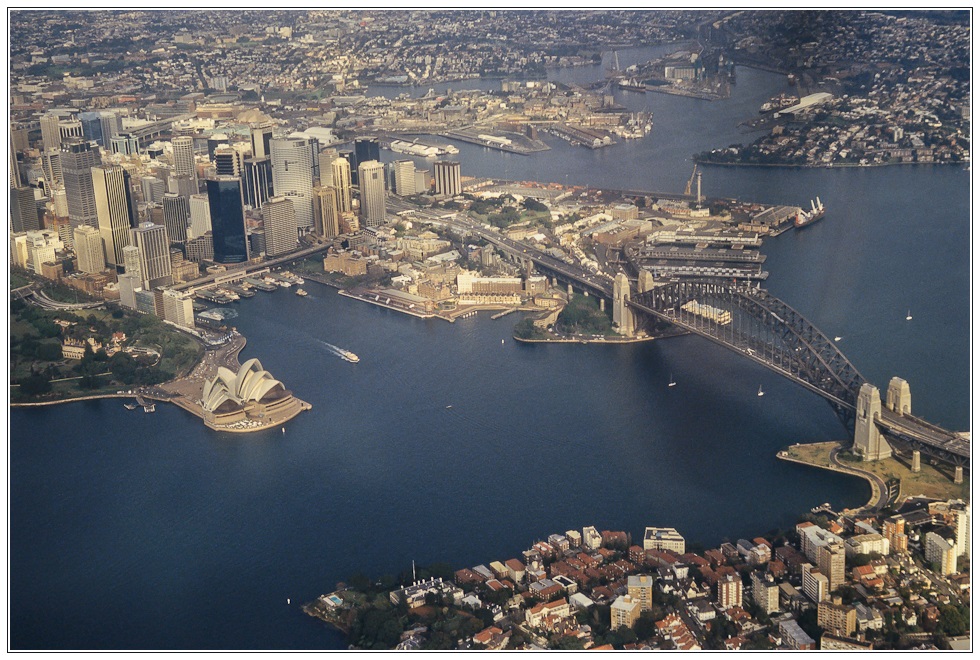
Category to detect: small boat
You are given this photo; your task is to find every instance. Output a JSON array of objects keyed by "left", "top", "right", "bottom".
[
  {"left": 668, "top": 374, "right": 676, "bottom": 387},
  {"left": 124, "top": 403, "right": 137, "bottom": 410},
  {"left": 296, "top": 288, "right": 308, "bottom": 297},
  {"left": 757, "top": 385, "right": 765, "bottom": 397},
  {"left": 501, "top": 339, "right": 505, "bottom": 344},
  {"left": 446, "top": 405, "right": 452, "bottom": 409},
  {"left": 906, "top": 310, "right": 912, "bottom": 321},
  {"left": 834, "top": 336, "right": 842, "bottom": 342},
  {"left": 282, "top": 428, "right": 286, "bottom": 434},
  {"left": 287, "top": 598, "right": 290, "bottom": 605}
]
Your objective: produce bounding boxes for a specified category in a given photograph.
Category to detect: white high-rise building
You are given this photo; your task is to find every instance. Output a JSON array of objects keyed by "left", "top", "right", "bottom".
[
  {"left": 171, "top": 136, "right": 197, "bottom": 180},
  {"left": 391, "top": 159, "right": 417, "bottom": 196},
  {"left": 162, "top": 289, "right": 195, "bottom": 329},
  {"left": 73, "top": 225, "right": 106, "bottom": 274},
  {"left": 263, "top": 196, "right": 299, "bottom": 257},
  {"left": 122, "top": 245, "right": 142, "bottom": 283},
  {"left": 130, "top": 222, "right": 173, "bottom": 289},
  {"left": 331, "top": 157, "right": 353, "bottom": 213},
  {"left": 433, "top": 160, "right": 461, "bottom": 197},
  {"left": 270, "top": 136, "right": 317, "bottom": 230},
  {"left": 189, "top": 193, "right": 212, "bottom": 239},
  {"left": 357, "top": 159, "right": 386, "bottom": 227},
  {"left": 93, "top": 165, "right": 133, "bottom": 268}
]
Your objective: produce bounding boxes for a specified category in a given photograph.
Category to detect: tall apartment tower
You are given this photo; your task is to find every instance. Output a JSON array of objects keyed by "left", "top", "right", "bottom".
[
  {"left": 206, "top": 177, "right": 249, "bottom": 264},
  {"left": 270, "top": 136, "right": 317, "bottom": 231},
  {"left": 93, "top": 165, "right": 134, "bottom": 268},
  {"left": 313, "top": 185, "right": 341, "bottom": 238},
  {"left": 391, "top": 159, "right": 417, "bottom": 196},
  {"left": 331, "top": 157, "right": 353, "bottom": 213},
  {"left": 61, "top": 139, "right": 102, "bottom": 230},
  {"left": 171, "top": 136, "right": 197, "bottom": 181},
  {"left": 162, "top": 193, "right": 190, "bottom": 244},
  {"left": 354, "top": 137, "right": 380, "bottom": 170},
  {"left": 357, "top": 160, "right": 386, "bottom": 228},
  {"left": 73, "top": 225, "right": 106, "bottom": 274},
  {"left": 433, "top": 160, "right": 461, "bottom": 197},
  {"left": 130, "top": 222, "right": 173, "bottom": 289},
  {"left": 263, "top": 197, "right": 299, "bottom": 257}
]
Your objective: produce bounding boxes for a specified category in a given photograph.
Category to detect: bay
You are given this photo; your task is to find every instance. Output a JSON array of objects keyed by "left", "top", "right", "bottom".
[{"left": 9, "top": 57, "right": 969, "bottom": 649}]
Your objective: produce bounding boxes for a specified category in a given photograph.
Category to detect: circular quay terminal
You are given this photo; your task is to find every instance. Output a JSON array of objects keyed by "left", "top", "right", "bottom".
[{"left": 8, "top": 8, "right": 971, "bottom": 652}]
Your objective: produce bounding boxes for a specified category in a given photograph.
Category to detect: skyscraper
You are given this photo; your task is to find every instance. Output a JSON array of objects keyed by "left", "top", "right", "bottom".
[
  {"left": 434, "top": 160, "right": 461, "bottom": 197},
  {"left": 270, "top": 135, "right": 317, "bottom": 231},
  {"left": 214, "top": 145, "right": 241, "bottom": 177},
  {"left": 390, "top": 159, "right": 417, "bottom": 196},
  {"left": 142, "top": 176, "right": 166, "bottom": 204},
  {"left": 189, "top": 193, "right": 212, "bottom": 239},
  {"left": 340, "top": 149, "right": 357, "bottom": 185},
  {"left": 93, "top": 164, "right": 134, "bottom": 268},
  {"left": 122, "top": 245, "right": 142, "bottom": 284},
  {"left": 331, "top": 157, "right": 353, "bottom": 213},
  {"left": 263, "top": 197, "right": 299, "bottom": 257},
  {"left": 313, "top": 185, "right": 340, "bottom": 238},
  {"left": 250, "top": 122, "right": 274, "bottom": 159},
  {"left": 99, "top": 112, "right": 120, "bottom": 149},
  {"left": 61, "top": 138, "right": 101, "bottom": 230},
  {"left": 171, "top": 135, "right": 197, "bottom": 181},
  {"left": 357, "top": 160, "right": 386, "bottom": 228},
  {"left": 78, "top": 112, "right": 105, "bottom": 148},
  {"left": 206, "top": 177, "right": 249, "bottom": 264},
  {"left": 73, "top": 224, "right": 106, "bottom": 274},
  {"left": 130, "top": 222, "right": 173, "bottom": 289},
  {"left": 162, "top": 193, "right": 190, "bottom": 244},
  {"left": 354, "top": 137, "right": 380, "bottom": 171},
  {"left": 10, "top": 186, "right": 39, "bottom": 232},
  {"left": 242, "top": 157, "right": 273, "bottom": 209}
]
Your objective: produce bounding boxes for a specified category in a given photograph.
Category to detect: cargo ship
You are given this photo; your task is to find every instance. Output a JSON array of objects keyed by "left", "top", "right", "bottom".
[{"left": 795, "top": 197, "right": 825, "bottom": 228}]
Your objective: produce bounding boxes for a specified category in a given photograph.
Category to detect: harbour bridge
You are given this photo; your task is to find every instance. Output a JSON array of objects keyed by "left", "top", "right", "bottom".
[{"left": 442, "top": 216, "right": 968, "bottom": 469}]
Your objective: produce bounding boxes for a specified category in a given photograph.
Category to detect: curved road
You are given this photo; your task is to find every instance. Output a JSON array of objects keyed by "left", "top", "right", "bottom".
[{"left": 830, "top": 445, "right": 890, "bottom": 510}]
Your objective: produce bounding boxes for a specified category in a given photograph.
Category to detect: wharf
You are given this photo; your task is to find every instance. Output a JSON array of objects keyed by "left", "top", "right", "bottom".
[
  {"left": 490, "top": 308, "right": 518, "bottom": 320},
  {"left": 441, "top": 129, "right": 550, "bottom": 155}
]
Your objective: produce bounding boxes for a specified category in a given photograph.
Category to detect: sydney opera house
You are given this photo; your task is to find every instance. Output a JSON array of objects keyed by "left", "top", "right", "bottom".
[{"left": 200, "top": 358, "right": 307, "bottom": 430}]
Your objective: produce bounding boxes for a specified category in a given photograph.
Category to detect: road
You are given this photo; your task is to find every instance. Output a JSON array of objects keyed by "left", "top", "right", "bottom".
[{"left": 830, "top": 445, "right": 890, "bottom": 510}]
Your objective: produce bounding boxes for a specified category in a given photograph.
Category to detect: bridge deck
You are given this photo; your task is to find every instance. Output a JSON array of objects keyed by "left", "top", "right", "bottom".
[{"left": 878, "top": 408, "right": 970, "bottom": 459}]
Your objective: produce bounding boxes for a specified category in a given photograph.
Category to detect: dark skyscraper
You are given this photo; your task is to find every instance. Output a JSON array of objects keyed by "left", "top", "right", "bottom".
[
  {"left": 340, "top": 150, "right": 357, "bottom": 185},
  {"left": 353, "top": 137, "right": 380, "bottom": 186},
  {"left": 206, "top": 177, "right": 249, "bottom": 263}
]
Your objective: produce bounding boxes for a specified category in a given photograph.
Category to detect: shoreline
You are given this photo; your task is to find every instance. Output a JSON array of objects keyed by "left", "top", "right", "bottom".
[
  {"left": 513, "top": 335, "right": 657, "bottom": 344},
  {"left": 695, "top": 159, "right": 968, "bottom": 170},
  {"left": 776, "top": 441, "right": 883, "bottom": 511}
]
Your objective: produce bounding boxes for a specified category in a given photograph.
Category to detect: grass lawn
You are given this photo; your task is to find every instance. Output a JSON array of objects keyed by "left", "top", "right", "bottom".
[
  {"left": 10, "top": 272, "right": 29, "bottom": 289},
  {"left": 785, "top": 441, "right": 968, "bottom": 502}
]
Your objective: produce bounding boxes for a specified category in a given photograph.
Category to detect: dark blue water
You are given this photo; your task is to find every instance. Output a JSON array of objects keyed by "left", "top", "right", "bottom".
[{"left": 10, "top": 60, "right": 970, "bottom": 650}]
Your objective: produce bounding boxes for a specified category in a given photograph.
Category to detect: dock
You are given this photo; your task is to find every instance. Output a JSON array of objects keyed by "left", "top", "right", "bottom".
[{"left": 490, "top": 308, "right": 518, "bottom": 320}]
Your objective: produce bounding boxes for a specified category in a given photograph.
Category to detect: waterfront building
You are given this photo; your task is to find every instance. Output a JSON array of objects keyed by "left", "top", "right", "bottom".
[
  {"left": 189, "top": 193, "right": 212, "bottom": 239},
  {"left": 610, "top": 595, "right": 641, "bottom": 630},
  {"left": 130, "top": 222, "right": 173, "bottom": 289},
  {"left": 169, "top": 250, "right": 200, "bottom": 283},
  {"left": 924, "top": 532, "right": 957, "bottom": 576},
  {"left": 162, "top": 193, "right": 190, "bottom": 245},
  {"left": 271, "top": 135, "right": 317, "bottom": 231},
  {"left": 313, "top": 185, "right": 341, "bottom": 238},
  {"left": 61, "top": 138, "right": 101, "bottom": 230},
  {"left": 390, "top": 159, "right": 417, "bottom": 196},
  {"left": 206, "top": 177, "right": 249, "bottom": 263},
  {"left": 10, "top": 186, "right": 39, "bottom": 233},
  {"left": 415, "top": 168, "right": 430, "bottom": 194},
  {"left": 201, "top": 358, "right": 303, "bottom": 429},
  {"left": 93, "top": 164, "right": 134, "bottom": 268},
  {"left": 331, "top": 157, "right": 353, "bottom": 213},
  {"left": 643, "top": 527, "right": 685, "bottom": 554},
  {"left": 162, "top": 288, "right": 195, "bottom": 329},
  {"left": 796, "top": 522, "right": 843, "bottom": 563},
  {"left": 357, "top": 159, "right": 386, "bottom": 227},
  {"left": 73, "top": 225, "right": 106, "bottom": 274},
  {"left": 433, "top": 160, "right": 461, "bottom": 197},
  {"left": 582, "top": 526, "right": 602, "bottom": 551},
  {"left": 844, "top": 533, "right": 890, "bottom": 559},
  {"left": 817, "top": 597, "right": 857, "bottom": 637},
  {"left": 186, "top": 233, "right": 214, "bottom": 263},
  {"left": 263, "top": 196, "right": 299, "bottom": 257},
  {"left": 388, "top": 577, "right": 463, "bottom": 610}
]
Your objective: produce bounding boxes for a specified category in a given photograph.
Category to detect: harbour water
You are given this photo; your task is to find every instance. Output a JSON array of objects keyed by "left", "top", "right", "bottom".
[{"left": 9, "top": 55, "right": 969, "bottom": 649}]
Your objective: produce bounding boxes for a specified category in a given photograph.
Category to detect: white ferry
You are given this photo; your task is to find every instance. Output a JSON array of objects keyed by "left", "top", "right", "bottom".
[
  {"left": 296, "top": 288, "right": 308, "bottom": 297},
  {"left": 339, "top": 350, "right": 360, "bottom": 363}
]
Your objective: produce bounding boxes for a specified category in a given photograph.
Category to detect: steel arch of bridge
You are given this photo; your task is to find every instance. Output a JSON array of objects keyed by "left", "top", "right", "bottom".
[{"left": 630, "top": 281, "right": 866, "bottom": 413}]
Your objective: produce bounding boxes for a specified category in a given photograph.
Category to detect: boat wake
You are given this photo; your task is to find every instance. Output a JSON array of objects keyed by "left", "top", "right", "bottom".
[{"left": 319, "top": 340, "right": 360, "bottom": 363}]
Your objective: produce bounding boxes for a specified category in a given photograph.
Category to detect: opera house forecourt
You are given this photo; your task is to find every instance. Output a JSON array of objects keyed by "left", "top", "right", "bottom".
[{"left": 199, "top": 359, "right": 310, "bottom": 432}]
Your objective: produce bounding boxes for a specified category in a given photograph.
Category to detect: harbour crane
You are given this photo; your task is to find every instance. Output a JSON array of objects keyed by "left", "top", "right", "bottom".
[{"left": 684, "top": 164, "right": 698, "bottom": 196}]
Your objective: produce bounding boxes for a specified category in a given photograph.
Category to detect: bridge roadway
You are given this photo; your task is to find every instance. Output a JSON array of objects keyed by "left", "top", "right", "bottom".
[{"left": 877, "top": 408, "right": 970, "bottom": 464}]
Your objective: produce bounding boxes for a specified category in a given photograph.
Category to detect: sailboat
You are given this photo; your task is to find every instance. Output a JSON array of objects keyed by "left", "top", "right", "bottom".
[
  {"left": 834, "top": 336, "right": 842, "bottom": 342},
  {"left": 668, "top": 374, "right": 676, "bottom": 387},
  {"left": 757, "top": 385, "right": 765, "bottom": 397},
  {"left": 906, "top": 309, "right": 912, "bottom": 321}
]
